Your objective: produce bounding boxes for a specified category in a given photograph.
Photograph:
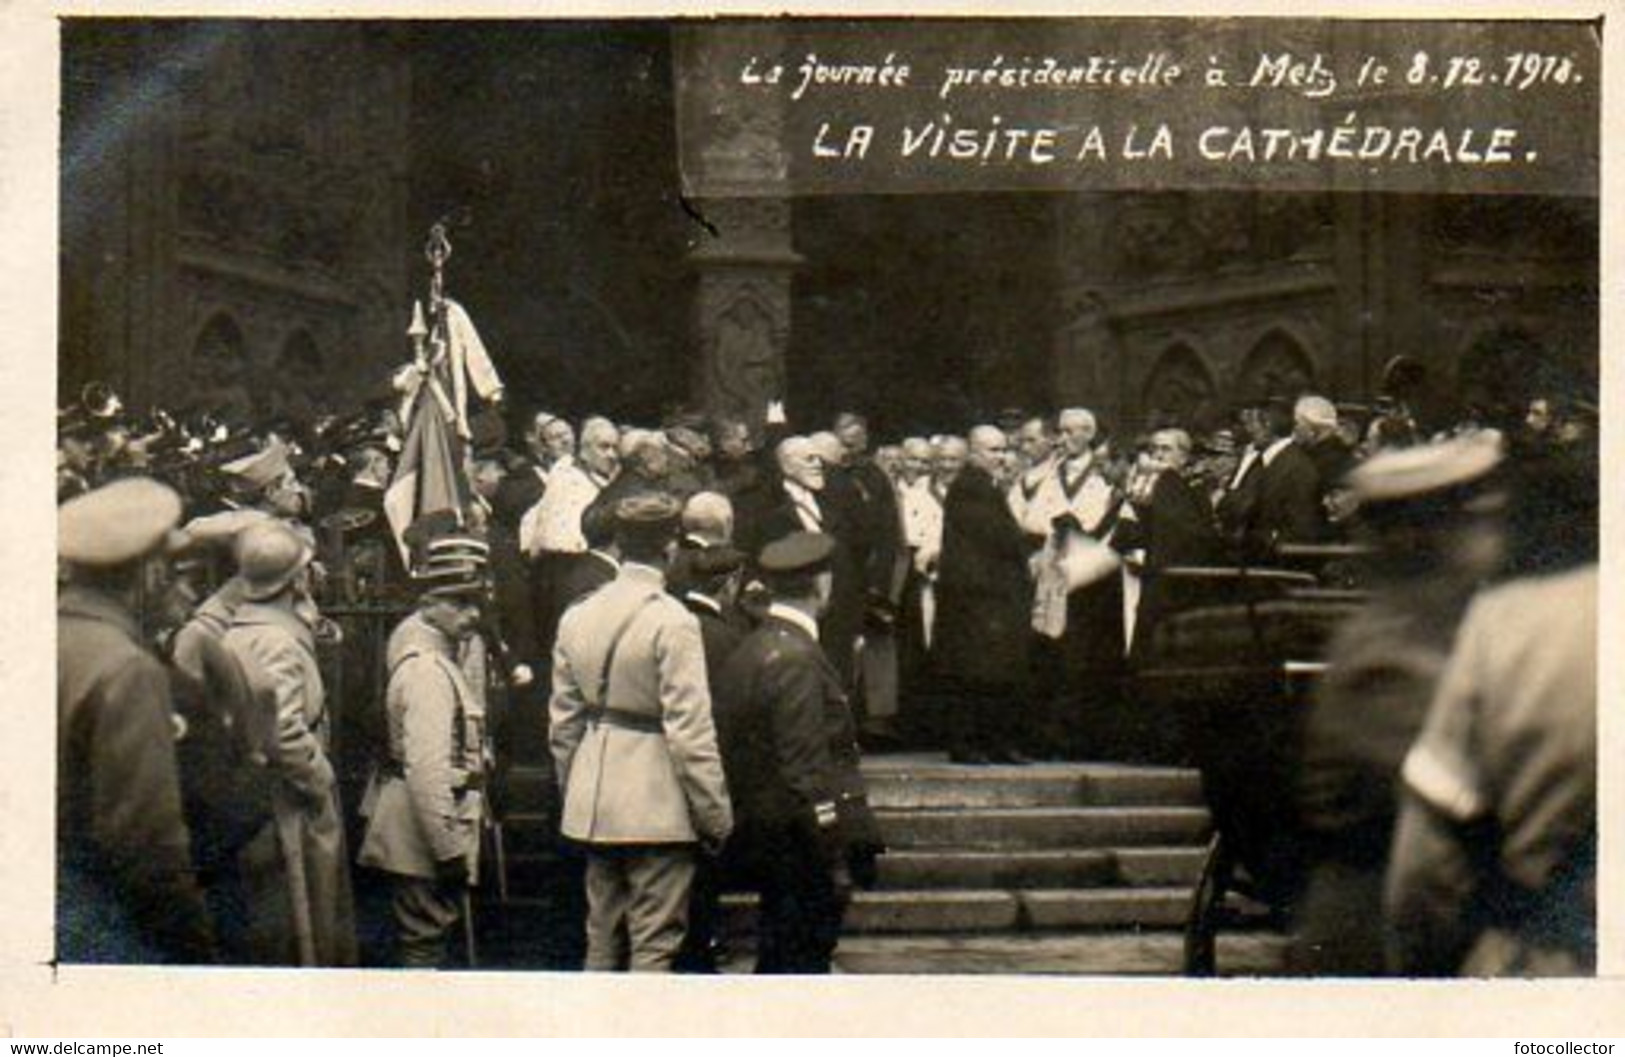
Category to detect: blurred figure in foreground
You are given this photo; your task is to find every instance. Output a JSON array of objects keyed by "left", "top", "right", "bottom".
[{"left": 1386, "top": 443, "right": 1597, "bottom": 976}]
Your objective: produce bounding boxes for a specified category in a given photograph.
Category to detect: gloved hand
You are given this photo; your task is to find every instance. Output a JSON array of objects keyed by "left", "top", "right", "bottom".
[
  {"left": 847, "top": 843, "right": 882, "bottom": 890},
  {"left": 829, "top": 858, "right": 854, "bottom": 905}
]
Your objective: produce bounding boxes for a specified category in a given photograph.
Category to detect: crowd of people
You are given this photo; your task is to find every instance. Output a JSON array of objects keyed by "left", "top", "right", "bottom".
[{"left": 56, "top": 367, "right": 1598, "bottom": 976}]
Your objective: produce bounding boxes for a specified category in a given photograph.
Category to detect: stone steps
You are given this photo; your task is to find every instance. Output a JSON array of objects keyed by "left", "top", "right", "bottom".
[
  {"left": 718, "top": 886, "right": 1204, "bottom": 934},
  {"left": 873, "top": 805, "right": 1212, "bottom": 850},
  {"left": 875, "top": 845, "right": 1206, "bottom": 889},
  {"left": 486, "top": 755, "right": 1282, "bottom": 975},
  {"left": 862, "top": 764, "right": 1204, "bottom": 810},
  {"left": 721, "top": 931, "right": 1288, "bottom": 976}
]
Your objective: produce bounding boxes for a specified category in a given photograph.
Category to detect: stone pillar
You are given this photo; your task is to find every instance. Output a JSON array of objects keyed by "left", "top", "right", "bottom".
[
  {"left": 678, "top": 23, "right": 801, "bottom": 436},
  {"left": 691, "top": 199, "right": 801, "bottom": 435}
]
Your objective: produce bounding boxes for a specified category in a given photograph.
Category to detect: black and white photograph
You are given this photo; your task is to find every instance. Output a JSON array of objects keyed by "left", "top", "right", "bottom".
[{"left": 14, "top": 2, "right": 1611, "bottom": 1028}]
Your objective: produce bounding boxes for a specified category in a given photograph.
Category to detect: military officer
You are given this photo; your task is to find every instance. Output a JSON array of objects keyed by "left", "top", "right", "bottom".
[
  {"left": 550, "top": 492, "right": 733, "bottom": 972},
  {"left": 358, "top": 533, "right": 490, "bottom": 967},
  {"left": 712, "top": 531, "right": 884, "bottom": 973},
  {"left": 58, "top": 477, "right": 214, "bottom": 963}
]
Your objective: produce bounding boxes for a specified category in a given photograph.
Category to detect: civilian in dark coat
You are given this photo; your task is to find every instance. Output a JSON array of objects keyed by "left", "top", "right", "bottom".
[
  {"left": 1114, "top": 429, "right": 1224, "bottom": 661},
  {"left": 735, "top": 435, "right": 867, "bottom": 689},
  {"left": 1238, "top": 401, "right": 1326, "bottom": 560},
  {"left": 551, "top": 504, "right": 621, "bottom": 616},
  {"left": 672, "top": 545, "right": 749, "bottom": 973},
  {"left": 933, "top": 426, "right": 1032, "bottom": 764},
  {"left": 1249, "top": 441, "right": 1326, "bottom": 556}
]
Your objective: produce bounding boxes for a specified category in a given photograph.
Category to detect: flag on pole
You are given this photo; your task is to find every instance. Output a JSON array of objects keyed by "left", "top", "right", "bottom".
[{"left": 384, "top": 366, "right": 468, "bottom": 569}]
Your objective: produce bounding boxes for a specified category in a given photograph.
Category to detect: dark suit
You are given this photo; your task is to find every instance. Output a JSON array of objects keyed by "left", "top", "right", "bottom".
[
  {"left": 1244, "top": 442, "right": 1325, "bottom": 559},
  {"left": 553, "top": 550, "right": 620, "bottom": 615},
  {"left": 735, "top": 477, "right": 866, "bottom": 690},
  {"left": 934, "top": 464, "right": 1032, "bottom": 758},
  {"left": 1304, "top": 436, "right": 1355, "bottom": 497},
  {"left": 712, "top": 613, "right": 881, "bottom": 973},
  {"left": 675, "top": 593, "right": 747, "bottom": 972},
  {"left": 494, "top": 457, "right": 547, "bottom": 527},
  {"left": 1115, "top": 470, "right": 1223, "bottom": 660}
]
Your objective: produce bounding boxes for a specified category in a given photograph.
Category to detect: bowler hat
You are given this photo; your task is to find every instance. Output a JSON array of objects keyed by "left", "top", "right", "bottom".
[{"left": 235, "top": 522, "right": 314, "bottom": 602}]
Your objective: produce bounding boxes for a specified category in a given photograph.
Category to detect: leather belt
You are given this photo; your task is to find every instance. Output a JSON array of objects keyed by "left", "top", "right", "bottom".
[
  {"left": 584, "top": 705, "right": 663, "bottom": 735},
  {"left": 378, "top": 758, "right": 482, "bottom": 793}
]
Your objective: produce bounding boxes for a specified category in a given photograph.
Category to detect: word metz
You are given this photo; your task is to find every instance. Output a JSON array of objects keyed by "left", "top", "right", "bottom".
[{"left": 811, "top": 117, "right": 1533, "bottom": 167}]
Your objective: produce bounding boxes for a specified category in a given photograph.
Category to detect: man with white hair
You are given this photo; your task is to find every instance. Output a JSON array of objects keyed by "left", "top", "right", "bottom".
[
  {"left": 1294, "top": 394, "right": 1355, "bottom": 520},
  {"left": 525, "top": 416, "right": 620, "bottom": 558},
  {"left": 525, "top": 416, "right": 622, "bottom": 688},
  {"left": 735, "top": 434, "right": 865, "bottom": 688},
  {"left": 1243, "top": 399, "right": 1329, "bottom": 556},
  {"left": 1019, "top": 407, "right": 1126, "bottom": 759},
  {"left": 1113, "top": 428, "right": 1222, "bottom": 664}
]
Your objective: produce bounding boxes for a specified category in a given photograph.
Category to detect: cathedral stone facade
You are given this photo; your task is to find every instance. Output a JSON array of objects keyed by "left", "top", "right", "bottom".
[{"left": 61, "top": 23, "right": 1596, "bottom": 437}]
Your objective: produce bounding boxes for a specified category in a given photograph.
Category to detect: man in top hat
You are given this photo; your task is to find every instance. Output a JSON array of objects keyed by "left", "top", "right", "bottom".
[
  {"left": 549, "top": 492, "right": 733, "bottom": 972},
  {"left": 58, "top": 478, "right": 214, "bottom": 963},
  {"left": 221, "top": 521, "right": 357, "bottom": 966},
  {"left": 358, "top": 533, "right": 491, "bottom": 967},
  {"left": 711, "top": 531, "right": 883, "bottom": 973},
  {"left": 1292, "top": 431, "right": 1507, "bottom": 975}
]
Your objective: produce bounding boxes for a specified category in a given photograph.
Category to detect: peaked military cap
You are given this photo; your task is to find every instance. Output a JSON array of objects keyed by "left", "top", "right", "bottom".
[
  {"left": 1348, "top": 430, "right": 1503, "bottom": 506},
  {"left": 759, "top": 531, "right": 835, "bottom": 577},
  {"left": 689, "top": 543, "right": 746, "bottom": 577},
  {"left": 220, "top": 439, "right": 292, "bottom": 490},
  {"left": 59, "top": 477, "right": 184, "bottom": 568}
]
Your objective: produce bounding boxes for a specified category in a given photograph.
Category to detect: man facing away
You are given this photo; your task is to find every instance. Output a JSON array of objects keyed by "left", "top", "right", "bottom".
[
  {"left": 712, "top": 531, "right": 883, "bottom": 972},
  {"left": 58, "top": 478, "right": 214, "bottom": 963},
  {"left": 549, "top": 492, "right": 733, "bottom": 971},
  {"left": 221, "top": 521, "right": 358, "bottom": 966}
]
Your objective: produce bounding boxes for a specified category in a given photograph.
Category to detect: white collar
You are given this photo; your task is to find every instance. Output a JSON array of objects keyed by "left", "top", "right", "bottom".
[
  {"left": 1261, "top": 437, "right": 1294, "bottom": 467},
  {"left": 768, "top": 602, "right": 820, "bottom": 641},
  {"left": 784, "top": 478, "right": 821, "bottom": 502},
  {"left": 1060, "top": 451, "right": 1094, "bottom": 476},
  {"left": 684, "top": 592, "right": 723, "bottom": 616}
]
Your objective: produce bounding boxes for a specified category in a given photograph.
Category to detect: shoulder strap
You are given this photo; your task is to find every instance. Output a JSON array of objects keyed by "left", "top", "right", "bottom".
[{"left": 595, "top": 592, "right": 663, "bottom": 707}]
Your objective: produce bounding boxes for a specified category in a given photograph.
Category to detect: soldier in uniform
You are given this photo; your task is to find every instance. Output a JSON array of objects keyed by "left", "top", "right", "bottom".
[
  {"left": 222, "top": 521, "right": 358, "bottom": 966},
  {"left": 58, "top": 478, "right": 214, "bottom": 963},
  {"left": 549, "top": 493, "right": 733, "bottom": 972},
  {"left": 712, "top": 531, "right": 884, "bottom": 973},
  {"left": 357, "top": 534, "right": 490, "bottom": 968},
  {"left": 1293, "top": 432, "right": 1507, "bottom": 974}
]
